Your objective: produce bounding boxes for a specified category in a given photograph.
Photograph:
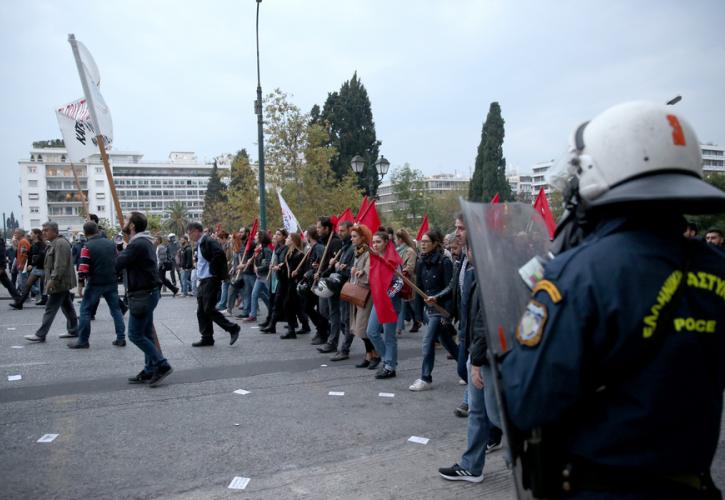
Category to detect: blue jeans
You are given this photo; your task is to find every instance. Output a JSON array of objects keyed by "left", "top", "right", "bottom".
[
  {"left": 127, "top": 289, "right": 167, "bottom": 373},
  {"left": 191, "top": 269, "right": 198, "bottom": 296},
  {"left": 180, "top": 269, "right": 192, "bottom": 296},
  {"left": 460, "top": 358, "right": 491, "bottom": 476},
  {"left": 366, "top": 296, "right": 401, "bottom": 370},
  {"left": 240, "top": 274, "right": 256, "bottom": 315},
  {"left": 216, "top": 280, "right": 229, "bottom": 309},
  {"left": 249, "top": 278, "right": 270, "bottom": 318},
  {"left": 458, "top": 327, "right": 470, "bottom": 405},
  {"left": 420, "top": 313, "right": 458, "bottom": 383},
  {"left": 481, "top": 363, "right": 502, "bottom": 429},
  {"left": 78, "top": 283, "right": 126, "bottom": 344}
]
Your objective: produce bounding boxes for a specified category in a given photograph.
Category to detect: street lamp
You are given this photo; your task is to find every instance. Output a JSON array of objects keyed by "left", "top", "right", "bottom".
[
  {"left": 666, "top": 95, "right": 682, "bottom": 106},
  {"left": 350, "top": 154, "right": 390, "bottom": 198},
  {"left": 254, "top": 0, "right": 267, "bottom": 230}
]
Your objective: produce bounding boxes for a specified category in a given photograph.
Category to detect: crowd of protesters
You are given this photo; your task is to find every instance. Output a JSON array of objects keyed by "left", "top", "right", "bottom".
[{"left": 3, "top": 209, "right": 724, "bottom": 483}]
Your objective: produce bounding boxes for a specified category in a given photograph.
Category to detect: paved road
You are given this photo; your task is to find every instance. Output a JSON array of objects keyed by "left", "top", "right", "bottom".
[{"left": 0, "top": 291, "right": 723, "bottom": 499}]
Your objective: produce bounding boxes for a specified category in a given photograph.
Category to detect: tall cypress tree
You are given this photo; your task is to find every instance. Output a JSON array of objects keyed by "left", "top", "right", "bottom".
[
  {"left": 469, "top": 102, "right": 511, "bottom": 202},
  {"left": 320, "top": 72, "right": 381, "bottom": 196},
  {"left": 202, "top": 160, "right": 227, "bottom": 223}
]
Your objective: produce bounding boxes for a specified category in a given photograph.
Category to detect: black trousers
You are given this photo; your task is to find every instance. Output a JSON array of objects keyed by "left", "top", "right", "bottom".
[
  {"left": 197, "top": 278, "right": 237, "bottom": 340},
  {"left": 301, "top": 288, "right": 327, "bottom": 337},
  {"left": 1, "top": 269, "right": 19, "bottom": 299}
]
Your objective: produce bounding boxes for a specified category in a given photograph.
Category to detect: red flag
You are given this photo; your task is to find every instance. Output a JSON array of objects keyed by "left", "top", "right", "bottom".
[
  {"left": 329, "top": 213, "right": 339, "bottom": 229},
  {"left": 533, "top": 187, "right": 556, "bottom": 240},
  {"left": 245, "top": 218, "right": 259, "bottom": 253},
  {"left": 369, "top": 242, "right": 403, "bottom": 324},
  {"left": 490, "top": 193, "right": 500, "bottom": 204},
  {"left": 415, "top": 214, "right": 429, "bottom": 241},
  {"left": 355, "top": 196, "right": 369, "bottom": 222},
  {"left": 358, "top": 199, "right": 381, "bottom": 232},
  {"left": 337, "top": 208, "right": 354, "bottom": 229}
]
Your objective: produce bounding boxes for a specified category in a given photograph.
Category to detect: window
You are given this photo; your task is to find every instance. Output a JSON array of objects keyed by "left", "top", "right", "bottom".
[
  {"left": 28, "top": 165, "right": 37, "bottom": 174},
  {"left": 30, "top": 207, "right": 39, "bottom": 214},
  {"left": 95, "top": 180, "right": 104, "bottom": 187},
  {"left": 97, "top": 205, "right": 105, "bottom": 212},
  {"left": 28, "top": 193, "right": 39, "bottom": 200},
  {"left": 61, "top": 155, "right": 66, "bottom": 162},
  {"left": 31, "top": 219, "right": 40, "bottom": 227},
  {"left": 96, "top": 192, "right": 106, "bottom": 199},
  {"left": 96, "top": 167, "right": 104, "bottom": 174},
  {"left": 28, "top": 180, "right": 38, "bottom": 187}
]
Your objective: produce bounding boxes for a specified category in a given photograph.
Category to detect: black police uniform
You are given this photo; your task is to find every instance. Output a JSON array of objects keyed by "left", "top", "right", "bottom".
[{"left": 501, "top": 213, "right": 724, "bottom": 498}]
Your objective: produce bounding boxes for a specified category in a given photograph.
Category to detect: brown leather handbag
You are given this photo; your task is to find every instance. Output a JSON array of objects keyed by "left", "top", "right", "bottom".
[{"left": 340, "top": 282, "right": 370, "bottom": 307}]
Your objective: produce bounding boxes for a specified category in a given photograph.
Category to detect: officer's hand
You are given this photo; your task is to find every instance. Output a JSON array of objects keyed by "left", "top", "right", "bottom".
[{"left": 471, "top": 365, "right": 484, "bottom": 390}]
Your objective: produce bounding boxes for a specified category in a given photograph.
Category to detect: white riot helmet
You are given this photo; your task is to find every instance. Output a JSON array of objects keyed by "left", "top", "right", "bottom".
[
  {"left": 168, "top": 233, "right": 176, "bottom": 240},
  {"left": 549, "top": 101, "right": 725, "bottom": 213}
]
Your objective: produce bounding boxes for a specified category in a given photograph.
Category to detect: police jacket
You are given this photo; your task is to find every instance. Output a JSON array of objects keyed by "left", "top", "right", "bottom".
[
  {"left": 415, "top": 250, "right": 454, "bottom": 314},
  {"left": 116, "top": 232, "right": 162, "bottom": 293},
  {"left": 501, "top": 213, "right": 725, "bottom": 476}
]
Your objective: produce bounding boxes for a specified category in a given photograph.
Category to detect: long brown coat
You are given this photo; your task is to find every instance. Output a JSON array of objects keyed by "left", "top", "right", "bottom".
[{"left": 349, "top": 246, "right": 372, "bottom": 338}]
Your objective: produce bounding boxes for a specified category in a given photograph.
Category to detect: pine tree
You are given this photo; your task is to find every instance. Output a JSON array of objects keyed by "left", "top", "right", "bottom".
[
  {"left": 320, "top": 72, "right": 381, "bottom": 196},
  {"left": 469, "top": 102, "right": 512, "bottom": 202},
  {"left": 229, "top": 149, "right": 255, "bottom": 191},
  {"left": 202, "top": 160, "right": 227, "bottom": 226}
]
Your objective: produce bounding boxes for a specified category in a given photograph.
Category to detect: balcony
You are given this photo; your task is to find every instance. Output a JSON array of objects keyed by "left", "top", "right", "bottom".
[{"left": 46, "top": 191, "right": 88, "bottom": 203}]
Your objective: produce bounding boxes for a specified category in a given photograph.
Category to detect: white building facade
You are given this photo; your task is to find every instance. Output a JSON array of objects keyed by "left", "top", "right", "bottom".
[
  {"left": 18, "top": 147, "right": 230, "bottom": 233},
  {"left": 702, "top": 143, "right": 724, "bottom": 175},
  {"left": 377, "top": 173, "right": 469, "bottom": 217}
]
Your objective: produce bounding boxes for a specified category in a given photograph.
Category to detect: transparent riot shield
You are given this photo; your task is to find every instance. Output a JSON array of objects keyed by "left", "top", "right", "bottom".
[{"left": 460, "top": 199, "right": 552, "bottom": 500}]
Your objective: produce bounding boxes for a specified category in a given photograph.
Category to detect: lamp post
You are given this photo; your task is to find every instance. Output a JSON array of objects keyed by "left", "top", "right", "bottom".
[
  {"left": 666, "top": 95, "right": 682, "bottom": 106},
  {"left": 350, "top": 154, "right": 390, "bottom": 198},
  {"left": 254, "top": 0, "right": 267, "bottom": 230}
]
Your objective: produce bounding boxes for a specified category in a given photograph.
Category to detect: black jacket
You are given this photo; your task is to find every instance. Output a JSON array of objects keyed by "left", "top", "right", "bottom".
[
  {"left": 254, "top": 246, "right": 273, "bottom": 278},
  {"left": 318, "top": 232, "right": 342, "bottom": 274},
  {"left": 433, "top": 254, "right": 468, "bottom": 322},
  {"left": 199, "top": 235, "right": 229, "bottom": 281},
  {"left": 181, "top": 245, "right": 194, "bottom": 269},
  {"left": 116, "top": 232, "right": 162, "bottom": 292},
  {"left": 83, "top": 235, "right": 118, "bottom": 286},
  {"left": 415, "top": 250, "right": 454, "bottom": 313},
  {"left": 467, "top": 281, "right": 490, "bottom": 366},
  {"left": 29, "top": 241, "right": 47, "bottom": 270}
]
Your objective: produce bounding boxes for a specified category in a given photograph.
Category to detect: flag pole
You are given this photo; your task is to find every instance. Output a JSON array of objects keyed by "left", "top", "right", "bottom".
[
  {"left": 68, "top": 34, "right": 124, "bottom": 230},
  {"left": 70, "top": 163, "right": 88, "bottom": 218}
]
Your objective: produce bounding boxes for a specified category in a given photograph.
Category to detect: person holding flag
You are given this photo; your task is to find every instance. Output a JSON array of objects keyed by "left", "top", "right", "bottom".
[{"left": 365, "top": 231, "right": 404, "bottom": 379}]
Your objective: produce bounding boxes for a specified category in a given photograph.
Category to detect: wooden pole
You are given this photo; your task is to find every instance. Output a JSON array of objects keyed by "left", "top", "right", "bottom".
[
  {"left": 394, "top": 269, "right": 450, "bottom": 319},
  {"left": 96, "top": 135, "right": 124, "bottom": 229},
  {"left": 70, "top": 163, "right": 88, "bottom": 218}
]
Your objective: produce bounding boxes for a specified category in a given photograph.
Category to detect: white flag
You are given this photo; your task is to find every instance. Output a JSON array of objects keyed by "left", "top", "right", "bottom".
[
  {"left": 277, "top": 188, "right": 301, "bottom": 234},
  {"left": 68, "top": 35, "right": 113, "bottom": 146},
  {"left": 55, "top": 98, "right": 99, "bottom": 163}
]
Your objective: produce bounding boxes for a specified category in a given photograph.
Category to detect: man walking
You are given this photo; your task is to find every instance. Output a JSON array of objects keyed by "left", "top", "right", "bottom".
[
  {"left": 187, "top": 222, "right": 241, "bottom": 347},
  {"left": 179, "top": 236, "right": 194, "bottom": 296},
  {"left": 0, "top": 237, "right": 20, "bottom": 300},
  {"left": 68, "top": 221, "right": 126, "bottom": 349},
  {"left": 24, "top": 222, "right": 78, "bottom": 343},
  {"left": 166, "top": 233, "right": 180, "bottom": 286},
  {"left": 116, "top": 212, "right": 172, "bottom": 386}
]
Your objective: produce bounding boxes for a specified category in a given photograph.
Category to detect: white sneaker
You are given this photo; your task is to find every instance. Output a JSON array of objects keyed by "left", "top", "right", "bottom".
[
  {"left": 459, "top": 379, "right": 467, "bottom": 385},
  {"left": 24, "top": 334, "right": 45, "bottom": 343},
  {"left": 409, "top": 379, "right": 432, "bottom": 391}
]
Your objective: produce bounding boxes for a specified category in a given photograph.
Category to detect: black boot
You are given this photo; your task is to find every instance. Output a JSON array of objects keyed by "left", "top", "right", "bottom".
[
  {"left": 280, "top": 330, "right": 297, "bottom": 339},
  {"left": 260, "top": 322, "right": 277, "bottom": 334}
]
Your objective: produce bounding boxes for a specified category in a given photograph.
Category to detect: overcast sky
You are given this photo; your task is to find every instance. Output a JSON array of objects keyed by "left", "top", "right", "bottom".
[{"left": 2, "top": 0, "right": 724, "bottom": 220}]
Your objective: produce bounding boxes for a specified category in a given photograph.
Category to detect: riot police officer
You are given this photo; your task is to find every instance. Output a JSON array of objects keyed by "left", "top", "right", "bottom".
[{"left": 501, "top": 101, "right": 725, "bottom": 499}]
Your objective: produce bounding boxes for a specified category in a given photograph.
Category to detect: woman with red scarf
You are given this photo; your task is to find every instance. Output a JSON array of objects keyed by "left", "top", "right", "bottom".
[{"left": 365, "top": 231, "right": 404, "bottom": 379}]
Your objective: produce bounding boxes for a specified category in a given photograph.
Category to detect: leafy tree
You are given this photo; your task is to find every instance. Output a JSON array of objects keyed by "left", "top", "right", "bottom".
[
  {"left": 146, "top": 213, "right": 163, "bottom": 234},
  {"left": 320, "top": 72, "right": 382, "bottom": 196},
  {"left": 390, "top": 164, "right": 427, "bottom": 227},
  {"left": 33, "top": 139, "right": 65, "bottom": 148},
  {"left": 164, "top": 201, "right": 189, "bottom": 236},
  {"left": 426, "top": 186, "right": 468, "bottom": 233},
  {"left": 229, "top": 149, "right": 255, "bottom": 191},
  {"left": 263, "top": 88, "right": 307, "bottom": 188},
  {"left": 469, "top": 102, "right": 512, "bottom": 202},
  {"left": 202, "top": 160, "right": 228, "bottom": 226}
]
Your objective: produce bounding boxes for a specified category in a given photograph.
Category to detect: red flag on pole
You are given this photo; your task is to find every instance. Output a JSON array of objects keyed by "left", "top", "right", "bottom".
[
  {"left": 245, "top": 218, "right": 259, "bottom": 253},
  {"left": 369, "top": 242, "right": 403, "bottom": 324},
  {"left": 415, "top": 214, "right": 429, "bottom": 241},
  {"left": 358, "top": 199, "right": 381, "bottom": 232},
  {"left": 329, "top": 213, "right": 339, "bottom": 229},
  {"left": 355, "top": 196, "right": 369, "bottom": 222},
  {"left": 337, "top": 208, "right": 354, "bottom": 229},
  {"left": 490, "top": 193, "right": 500, "bottom": 204},
  {"left": 533, "top": 187, "right": 556, "bottom": 240}
]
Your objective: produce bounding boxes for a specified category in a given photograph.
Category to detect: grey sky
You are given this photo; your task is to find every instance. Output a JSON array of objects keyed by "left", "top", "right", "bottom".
[{"left": 2, "top": 0, "right": 724, "bottom": 220}]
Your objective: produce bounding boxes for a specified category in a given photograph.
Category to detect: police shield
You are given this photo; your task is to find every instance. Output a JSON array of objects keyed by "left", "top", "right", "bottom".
[{"left": 460, "top": 199, "right": 552, "bottom": 500}]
